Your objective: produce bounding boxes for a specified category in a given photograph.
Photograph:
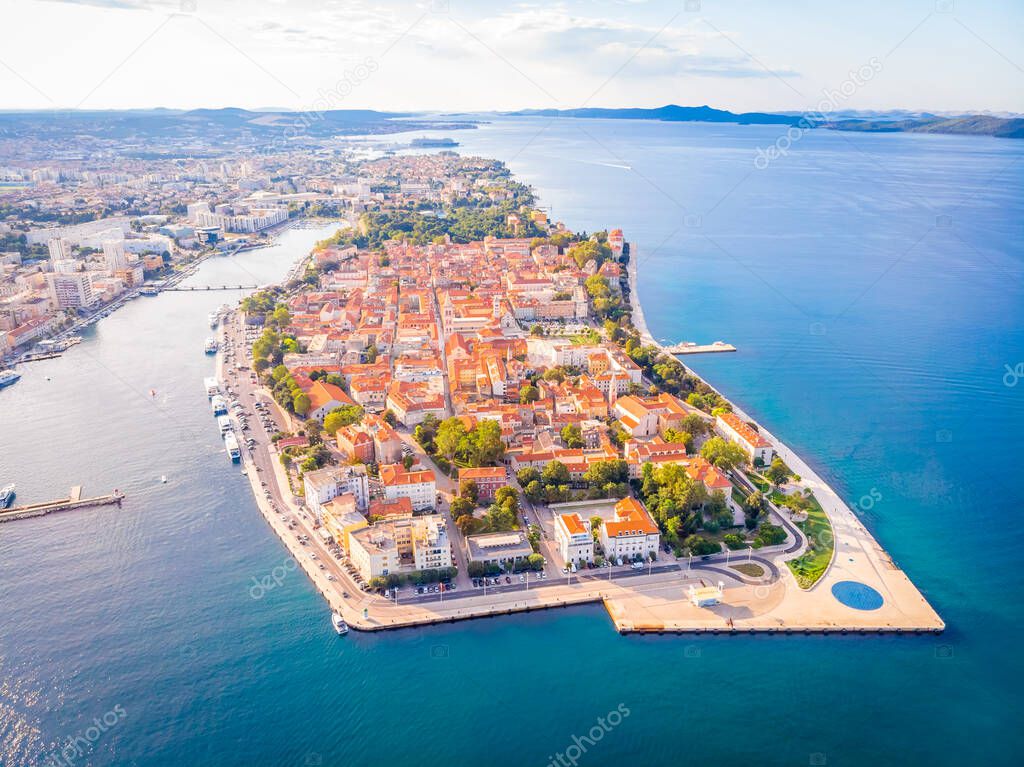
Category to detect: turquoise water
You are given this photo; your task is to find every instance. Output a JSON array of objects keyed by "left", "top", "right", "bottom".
[{"left": 1, "top": 120, "right": 1022, "bottom": 766}]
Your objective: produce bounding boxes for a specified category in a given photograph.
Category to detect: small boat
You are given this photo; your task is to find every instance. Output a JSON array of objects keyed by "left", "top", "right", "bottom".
[
  {"left": 331, "top": 612, "right": 348, "bottom": 635},
  {"left": 208, "top": 311, "right": 220, "bottom": 328},
  {"left": 139, "top": 286, "right": 159, "bottom": 296},
  {"left": 0, "top": 483, "right": 15, "bottom": 509},
  {"left": 160, "top": 475, "right": 167, "bottom": 484},
  {"left": 204, "top": 337, "right": 218, "bottom": 355},
  {"left": 0, "top": 370, "right": 21, "bottom": 389}
]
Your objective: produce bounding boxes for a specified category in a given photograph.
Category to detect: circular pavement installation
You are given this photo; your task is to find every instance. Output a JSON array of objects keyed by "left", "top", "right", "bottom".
[{"left": 831, "top": 580, "right": 884, "bottom": 610}]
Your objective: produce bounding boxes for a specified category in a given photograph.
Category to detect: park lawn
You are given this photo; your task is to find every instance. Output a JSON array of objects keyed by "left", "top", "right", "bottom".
[{"left": 784, "top": 491, "right": 834, "bottom": 589}]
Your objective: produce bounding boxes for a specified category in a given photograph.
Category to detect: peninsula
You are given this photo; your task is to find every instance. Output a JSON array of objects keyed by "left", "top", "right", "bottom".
[{"left": 206, "top": 152, "right": 942, "bottom": 636}]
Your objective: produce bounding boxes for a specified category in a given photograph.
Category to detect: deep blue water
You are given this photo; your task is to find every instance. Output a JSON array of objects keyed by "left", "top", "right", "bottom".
[{"left": 1, "top": 119, "right": 1022, "bottom": 766}]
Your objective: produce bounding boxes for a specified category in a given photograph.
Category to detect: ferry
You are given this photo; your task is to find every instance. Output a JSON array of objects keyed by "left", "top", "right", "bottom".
[
  {"left": 224, "top": 432, "right": 241, "bottom": 462},
  {"left": 217, "top": 414, "right": 232, "bottom": 434},
  {"left": 204, "top": 337, "right": 218, "bottom": 354},
  {"left": 0, "top": 483, "right": 15, "bottom": 509},
  {"left": 211, "top": 395, "right": 228, "bottom": 415},
  {"left": 331, "top": 612, "right": 348, "bottom": 635},
  {"left": 139, "top": 285, "right": 159, "bottom": 297},
  {"left": 0, "top": 369, "right": 20, "bottom": 389},
  {"left": 204, "top": 376, "right": 220, "bottom": 397}
]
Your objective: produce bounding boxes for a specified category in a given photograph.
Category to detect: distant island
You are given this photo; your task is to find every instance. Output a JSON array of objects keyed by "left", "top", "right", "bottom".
[
  {"left": 507, "top": 104, "right": 1024, "bottom": 139},
  {"left": 410, "top": 137, "right": 460, "bottom": 147}
]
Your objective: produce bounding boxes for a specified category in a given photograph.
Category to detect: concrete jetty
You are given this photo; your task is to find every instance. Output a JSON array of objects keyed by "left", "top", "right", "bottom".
[{"left": 0, "top": 488, "right": 125, "bottom": 523}]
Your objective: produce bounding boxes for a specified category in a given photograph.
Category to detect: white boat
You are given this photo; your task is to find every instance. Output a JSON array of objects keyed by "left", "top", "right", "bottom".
[
  {"left": 224, "top": 432, "right": 241, "bottom": 462},
  {"left": 204, "top": 376, "right": 220, "bottom": 397},
  {"left": 331, "top": 612, "right": 348, "bottom": 635},
  {"left": 0, "top": 370, "right": 21, "bottom": 389},
  {"left": 0, "top": 483, "right": 15, "bottom": 509},
  {"left": 217, "top": 414, "right": 233, "bottom": 434},
  {"left": 211, "top": 395, "right": 228, "bottom": 415},
  {"left": 208, "top": 311, "right": 220, "bottom": 328},
  {"left": 204, "top": 337, "right": 218, "bottom": 354},
  {"left": 160, "top": 475, "right": 167, "bottom": 484}
]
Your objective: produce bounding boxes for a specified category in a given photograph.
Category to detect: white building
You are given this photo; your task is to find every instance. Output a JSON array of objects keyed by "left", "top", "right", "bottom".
[
  {"left": 716, "top": 412, "right": 775, "bottom": 465},
  {"left": 302, "top": 465, "right": 370, "bottom": 519},
  {"left": 47, "top": 238, "right": 69, "bottom": 261},
  {"left": 379, "top": 464, "right": 436, "bottom": 512},
  {"left": 598, "top": 497, "right": 660, "bottom": 563},
  {"left": 555, "top": 512, "right": 595, "bottom": 566},
  {"left": 348, "top": 514, "right": 452, "bottom": 581},
  {"left": 47, "top": 271, "right": 96, "bottom": 309},
  {"left": 103, "top": 240, "right": 127, "bottom": 273}
]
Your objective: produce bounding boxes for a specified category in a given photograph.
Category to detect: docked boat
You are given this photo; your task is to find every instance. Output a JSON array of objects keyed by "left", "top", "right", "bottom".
[
  {"left": 139, "top": 285, "right": 159, "bottom": 296},
  {"left": 204, "top": 376, "right": 220, "bottom": 397},
  {"left": 0, "top": 369, "right": 20, "bottom": 389},
  {"left": 208, "top": 311, "right": 220, "bottom": 328},
  {"left": 204, "top": 337, "right": 218, "bottom": 354},
  {"left": 331, "top": 612, "right": 348, "bottom": 635},
  {"left": 0, "top": 483, "right": 15, "bottom": 509},
  {"left": 211, "top": 395, "right": 228, "bottom": 415},
  {"left": 224, "top": 432, "right": 241, "bottom": 462},
  {"left": 217, "top": 414, "right": 233, "bottom": 434}
]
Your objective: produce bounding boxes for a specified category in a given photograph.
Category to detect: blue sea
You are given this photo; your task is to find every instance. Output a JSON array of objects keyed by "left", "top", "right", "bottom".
[{"left": 1, "top": 118, "right": 1022, "bottom": 766}]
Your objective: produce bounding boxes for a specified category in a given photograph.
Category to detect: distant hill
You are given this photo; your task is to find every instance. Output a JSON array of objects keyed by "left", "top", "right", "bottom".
[
  {"left": 507, "top": 104, "right": 1024, "bottom": 138},
  {"left": 0, "top": 108, "right": 478, "bottom": 151},
  {"left": 508, "top": 104, "right": 799, "bottom": 126},
  {"left": 820, "top": 115, "right": 1024, "bottom": 139}
]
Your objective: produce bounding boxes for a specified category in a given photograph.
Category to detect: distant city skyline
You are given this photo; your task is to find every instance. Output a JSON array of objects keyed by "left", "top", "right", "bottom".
[{"left": 1, "top": 0, "right": 1022, "bottom": 114}]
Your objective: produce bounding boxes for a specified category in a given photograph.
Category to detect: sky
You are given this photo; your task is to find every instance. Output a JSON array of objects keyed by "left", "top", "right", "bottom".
[{"left": 1, "top": 0, "right": 1022, "bottom": 114}]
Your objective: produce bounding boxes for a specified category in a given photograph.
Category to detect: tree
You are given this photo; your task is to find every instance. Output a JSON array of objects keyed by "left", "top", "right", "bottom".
[
  {"left": 517, "top": 467, "right": 541, "bottom": 486},
  {"left": 456, "top": 514, "right": 483, "bottom": 536},
  {"left": 382, "top": 409, "right": 398, "bottom": 427},
  {"left": 519, "top": 384, "right": 540, "bottom": 404},
  {"left": 765, "top": 457, "right": 790, "bottom": 487},
  {"left": 292, "top": 392, "right": 311, "bottom": 417},
  {"left": 494, "top": 486, "right": 520, "bottom": 513},
  {"left": 523, "top": 480, "right": 544, "bottom": 504},
  {"left": 683, "top": 535, "right": 720, "bottom": 556},
  {"left": 530, "top": 324, "right": 544, "bottom": 336},
  {"left": 449, "top": 496, "right": 475, "bottom": 519},
  {"left": 364, "top": 343, "right": 379, "bottom": 363},
  {"left": 323, "top": 404, "right": 364, "bottom": 435},
  {"left": 434, "top": 417, "right": 467, "bottom": 462},
  {"left": 583, "top": 459, "right": 629, "bottom": 489},
  {"left": 468, "top": 419, "right": 504, "bottom": 466},
  {"left": 460, "top": 480, "right": 479, "bottom": 505},
  {"left": 754, "top": 523, "right": 786, "bottom": 547},
  {"left": 700, "top": 437, "right": 747, "bottom": 471},
  {"left": 541, "top": 460, "right": 570, "bottom": 487},
  {"left": 662, "top": 428, "right": 693, "bottom": 452},
  {"left": 402, "top": 453, "right": 415, "bottom": 470},
  {"left": 560, "top": 424, "right": 583, "bottom": 448}
]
